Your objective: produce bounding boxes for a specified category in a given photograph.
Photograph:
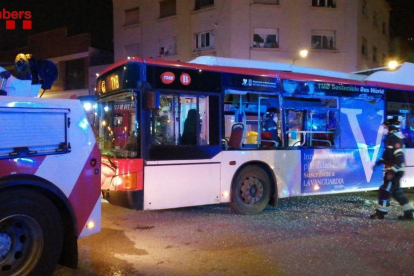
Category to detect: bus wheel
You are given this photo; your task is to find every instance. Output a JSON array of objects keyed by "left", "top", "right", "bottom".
[
  {"left": 230, "top": 165, "right": 271, "bottom": 215},
  {"left": 0, "top": 188, "right": 64, "bottom": 276}
]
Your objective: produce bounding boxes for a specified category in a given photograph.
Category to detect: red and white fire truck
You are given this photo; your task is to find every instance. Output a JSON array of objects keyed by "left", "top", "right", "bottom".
[{"left": 0, "top": 54, "right": 101, "bottom": 276}]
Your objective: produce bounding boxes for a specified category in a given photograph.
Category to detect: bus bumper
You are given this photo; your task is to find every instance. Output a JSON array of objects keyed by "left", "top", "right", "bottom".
[{"left": 101, "top": 189, "right": 143, "bottom": 210}]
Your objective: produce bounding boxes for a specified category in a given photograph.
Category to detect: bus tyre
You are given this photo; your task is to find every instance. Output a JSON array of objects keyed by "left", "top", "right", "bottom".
[
  {"left": 0, "top": 188, "right": 64, "bottom": 276},
  {"left": 230, "top": 165, "right": 271, "bottom": 215}
]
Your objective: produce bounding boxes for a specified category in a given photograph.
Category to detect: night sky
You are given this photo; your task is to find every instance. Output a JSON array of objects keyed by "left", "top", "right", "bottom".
[
  {"left": 0, "top": 0, "right": 113, "bottom": 51},
  {"left": 389, "top": 0, "right": 414, "bottom": 39},
  {"left": 0, "top": 0, "right": 413, "bottom": 52}
]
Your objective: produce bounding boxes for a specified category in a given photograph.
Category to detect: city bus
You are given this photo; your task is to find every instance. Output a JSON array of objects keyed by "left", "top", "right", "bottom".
[{"left": 91, "top": 56, "right": 414, "bottom": 214}]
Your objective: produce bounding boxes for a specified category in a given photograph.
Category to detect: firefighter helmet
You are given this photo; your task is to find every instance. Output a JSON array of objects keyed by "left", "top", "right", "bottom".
[
  {"left": 264, "top": 107, "right": 278, "bottom": 119},
  {"left": 383, "top": 118, "right": 400, "bottom": 131}
]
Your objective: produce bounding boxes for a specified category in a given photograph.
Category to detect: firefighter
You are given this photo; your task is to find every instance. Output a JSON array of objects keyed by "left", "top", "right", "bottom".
[
  {"left": 370, "top": 119, "right": 414, "bottom": 220},
  {"left": 261, "top": 107, "right": 280, "bottom": 147}
]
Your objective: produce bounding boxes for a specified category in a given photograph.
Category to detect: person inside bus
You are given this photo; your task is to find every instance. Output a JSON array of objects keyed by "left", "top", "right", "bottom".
[
  {"left": 181, "top": 109, "right": 199, "bottom": 145},
  {"left": 261, "top": 107, "right": 280, "bottom": 147},
  {"left": 371, "top": 119, "right": 414, "bottom": 220}
]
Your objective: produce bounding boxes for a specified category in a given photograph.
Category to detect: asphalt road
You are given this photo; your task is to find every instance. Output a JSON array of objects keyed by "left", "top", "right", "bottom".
[{"left": 54, "top": 191, "right": 414, "bottom": 276}]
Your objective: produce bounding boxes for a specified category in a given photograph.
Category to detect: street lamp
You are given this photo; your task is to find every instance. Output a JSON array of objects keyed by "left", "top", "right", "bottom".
[
  {"left": 387, "top": 60, "right": 399, "bottom": 70},
  {"left": 352, "top": 59, "right": 402, "bottom": 75},
  {"left": 292, "top": 49, "right": 309, "bottom": 64}
]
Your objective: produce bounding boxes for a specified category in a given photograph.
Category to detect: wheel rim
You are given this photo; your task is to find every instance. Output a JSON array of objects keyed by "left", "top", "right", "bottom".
[
  {"left": 0, "top": 215, "right": 44, "bottom": 276},
  {"left": 240, "top": 176, "right": 264, "bottom": 204}
]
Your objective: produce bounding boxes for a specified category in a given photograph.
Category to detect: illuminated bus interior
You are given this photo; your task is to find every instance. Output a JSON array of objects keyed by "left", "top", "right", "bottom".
[
  {"left": 94, "top": 92, "right": 139, "bottom": 158},
  {"left": 151, "top": 94, "right": 210, "bottom": 146}
]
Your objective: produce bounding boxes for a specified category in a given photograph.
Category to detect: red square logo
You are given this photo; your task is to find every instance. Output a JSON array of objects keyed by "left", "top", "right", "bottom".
[
  {"left": 23, "top": 20, "right": 32, "bottom": 30},
  {"left": 6, "top": 20, "right": 15, "bottom": 30}
]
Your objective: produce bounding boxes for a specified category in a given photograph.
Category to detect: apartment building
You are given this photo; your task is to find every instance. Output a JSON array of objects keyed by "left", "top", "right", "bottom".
[{"left": 113, "top": 0, "right": 390, "bottom": 72}]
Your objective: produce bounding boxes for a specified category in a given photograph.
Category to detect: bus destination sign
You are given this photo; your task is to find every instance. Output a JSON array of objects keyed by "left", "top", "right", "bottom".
[
  {"left": 97, "top": 69, "right": 123, "bottom": 95},
  {"left": 316, "top": 82, "right": 385, "bottom": 94}
]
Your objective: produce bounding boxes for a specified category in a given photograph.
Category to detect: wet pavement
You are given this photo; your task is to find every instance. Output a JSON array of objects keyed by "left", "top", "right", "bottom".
[{"left": 54, "top": 191, "right": 414, "bottom": 276}]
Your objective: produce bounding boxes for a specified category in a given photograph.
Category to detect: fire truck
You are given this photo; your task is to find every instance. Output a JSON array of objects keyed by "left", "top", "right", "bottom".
[{"left": 0, "top": 54, "right": 101, "bottom": 276}]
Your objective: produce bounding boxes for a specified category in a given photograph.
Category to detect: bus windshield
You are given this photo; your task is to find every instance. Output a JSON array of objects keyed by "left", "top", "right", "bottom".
[{"left": 95, "top": 91, "right": 139, "bottom": 158}]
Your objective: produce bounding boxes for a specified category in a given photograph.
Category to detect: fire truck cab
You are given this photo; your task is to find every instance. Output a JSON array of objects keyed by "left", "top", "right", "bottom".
[{"left": 0, "top": 54, "right": 101, "bottom": 276}]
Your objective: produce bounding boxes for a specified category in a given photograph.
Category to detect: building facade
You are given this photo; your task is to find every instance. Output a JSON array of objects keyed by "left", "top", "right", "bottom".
[
  {"left": 0, "top": 28, "right": 113, "bottom": 99},
  {"left": 113, "top": 0, "right": 390, "bottom": 72}
]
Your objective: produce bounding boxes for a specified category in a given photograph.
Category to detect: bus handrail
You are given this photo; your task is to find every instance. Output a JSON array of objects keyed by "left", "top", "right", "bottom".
[{"left": 286, "top": 130, "right": 334, "bottom": 146}]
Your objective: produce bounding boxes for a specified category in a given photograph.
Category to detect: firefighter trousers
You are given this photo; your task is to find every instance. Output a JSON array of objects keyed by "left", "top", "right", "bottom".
[{"left": 377, "top": 172, "right": 410, "bottom": 213}]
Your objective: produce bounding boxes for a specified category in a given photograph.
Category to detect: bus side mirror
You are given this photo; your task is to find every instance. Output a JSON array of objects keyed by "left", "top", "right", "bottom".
[{"left": 143, "top": 89, "right": 160, "bottom": 110}]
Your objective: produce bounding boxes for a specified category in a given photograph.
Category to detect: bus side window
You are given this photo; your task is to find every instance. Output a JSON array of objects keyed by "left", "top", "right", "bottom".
[
  {"left": 386, "top": 89, "right": 414, "bottom": 148},
  {"left": 308, "top": 110, "right": 338, "bottom": 147},
  {"left": 223, "top": 92, "right": 280, "bottom": 148},
  {"left": 179, "top": 95, "right": 210, "bottom": 145},
  {"left": 283, "top": 96, "right": 338, "bottom": 148},
  {"left": 286, "top": 109, "right": 304, "bottom": 146},
  {"left": 406, "top": 114, "right": 414, "bottom": 148},
  {"left": 151, "top": 95, "right": 175, "bottom": 145},
  {"left": 150, "top": 94, "right": 216, "bottom": 146},
  {"left": 328, "top": 110, "right": 339, "bottom": 148}
]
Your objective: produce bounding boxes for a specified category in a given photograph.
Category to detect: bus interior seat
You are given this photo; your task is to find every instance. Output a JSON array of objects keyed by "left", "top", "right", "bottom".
[
  {"left": 261, "top": 132, "right": 280, "bottom": 147},
  {"left": 228, "top": 123, "right": 244, "bottom": 149}
]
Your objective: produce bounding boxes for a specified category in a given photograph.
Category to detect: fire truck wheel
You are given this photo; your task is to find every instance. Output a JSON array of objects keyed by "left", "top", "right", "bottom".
[
  {"left": 0, "top": 188, "right": 64, "bottom": 276},
  {"left": 230, "top": 165, "right": 271, "bottom": 215}
]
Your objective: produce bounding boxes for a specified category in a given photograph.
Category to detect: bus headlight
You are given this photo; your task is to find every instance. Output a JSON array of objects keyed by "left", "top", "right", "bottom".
[
  {"left": 112, "top": 173, "right": 137, "bottom": 190},
  {"left": 86, "top": 221, "right": 95, "bottom": 229}
]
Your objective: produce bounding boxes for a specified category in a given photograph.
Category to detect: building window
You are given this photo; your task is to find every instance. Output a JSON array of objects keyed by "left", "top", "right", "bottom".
[
  {"left": 311, "top": 30, "right": 335, "bottom": 50},
  {"left": 124, "top": 43, "right": 140, "bottom": 57},
  {"left": 373, "top": 46, "right": 377, "bottom": 63},
  {"left": 373, "top": 11, "right": 378, "bottom": 26},
  {"left": 125, "top": 7, "right": 140, "bottom": 26},
  {"left": 160, "top": 0, "right": 176, "bottom": 18},
  {"left": 65, "top": 58, "right": 85, "bottom": 90},
  {"left": 159, "top": 37, "right": 177, "bottom": 56},
  {"left": 253, "top": 28, "right": 279, "bottom": 48},
  {"left": 312, "top": 0, "right": 336, "bottom": 8},
  {"left": 361, "top": 37, "right": 367, "bottom": 56},
  {"left": 195, "top": 31, "right": 214, "bottom": 51},
  {"left": 254, "top": 0, "right": 280, "bottom": 5},
  {"left": 362, "top": 0, "right": 367, "bottom": 16},
  {"left": 194, "top": 0, "right": 214, "bottom": 10}
]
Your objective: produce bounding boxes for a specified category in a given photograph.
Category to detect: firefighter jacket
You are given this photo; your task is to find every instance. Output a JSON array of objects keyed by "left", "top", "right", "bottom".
[
  {"left": 375, "top": 131, "right": 405, "bottom": 174},
  {"left": 262, "top": 119, "right": 278, "bottom": 141}
]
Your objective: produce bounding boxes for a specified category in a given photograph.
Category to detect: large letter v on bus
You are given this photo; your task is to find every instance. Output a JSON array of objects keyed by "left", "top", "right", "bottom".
[{"left": 341, "top": 108, "right": 384, "bottom": 183}]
